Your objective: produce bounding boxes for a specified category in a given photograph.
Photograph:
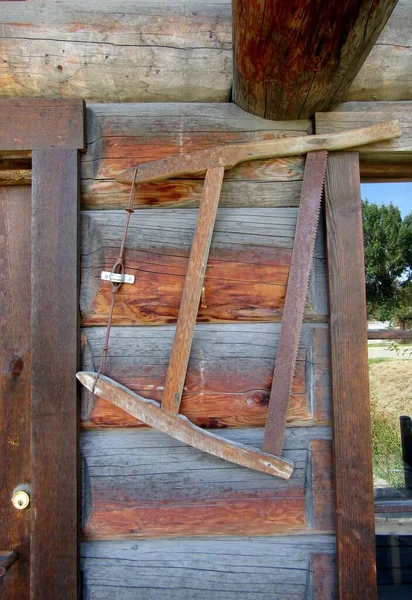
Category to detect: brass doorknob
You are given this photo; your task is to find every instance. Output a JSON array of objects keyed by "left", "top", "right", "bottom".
[{"left": 11, "top": 485, "right": 30, "bottom": 510}]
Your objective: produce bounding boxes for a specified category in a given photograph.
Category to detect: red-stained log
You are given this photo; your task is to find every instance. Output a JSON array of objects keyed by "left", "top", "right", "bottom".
[
  {"left": 232, "top": 0, "right": 398, "bottom": 119},
  {"left": 80, "top": 208, "right": 328, "bottom": 326},
  {"left": 80, "top": 324, "right": 330, "bottom": 430},
  {"left": 81, "top": 427, "right": 332, "bottom": 539},
  {"left": 81, "top": 103, "right": 311, "bottom": 209}
]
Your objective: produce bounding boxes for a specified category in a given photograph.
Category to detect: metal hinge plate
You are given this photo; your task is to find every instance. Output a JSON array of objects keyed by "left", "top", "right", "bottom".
[{"left": 101, "top": 271, "right": 135, "bottom": 284}]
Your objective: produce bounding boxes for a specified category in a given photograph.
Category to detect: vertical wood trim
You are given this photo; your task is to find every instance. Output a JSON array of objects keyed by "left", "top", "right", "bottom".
[
  {"left": 324, "top": 152, "right": 377, "bottom": 599},
  {"left": 0, "top": 186, "right": 32, "bottom": 598},
  {"left": 31, "top": 149, "right": 79, "bottom": 599}
]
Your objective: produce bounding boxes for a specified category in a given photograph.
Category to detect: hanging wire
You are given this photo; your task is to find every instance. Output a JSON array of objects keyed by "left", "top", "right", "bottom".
[{"left": 92, "top": 166, "right": 139, "bottom": 393}]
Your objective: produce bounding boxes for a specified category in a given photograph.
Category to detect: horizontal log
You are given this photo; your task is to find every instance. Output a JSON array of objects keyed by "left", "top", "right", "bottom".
[
  {"left": 0, "top": 0, "right": 410, "bottom": 105},
  {"left": 0, "top": 1, "right": 232, "bottom": 103},
  {"left": 82, "top": 177, "right": 304, "bottom": 210},
  {"left": 368, "top": 329, "right": 412, "bottom": 340},
  {"left": 78, "top": 371, "right": 294, "bottom": 480},
  {"left": 7, "top": 101, "right": 412, "bottom": 187},
  {"left": 316, "top": 102, "right": 412, "bottom": 181},
  {"left": 347, "top": 0, "right": 412, "bottom": 102},
  {"left": 81, "top": 535, "right": 336, "bottom": 599},
  {"left": 375, "top": 500, "right": 412, "bottom": 535},
  {"left": 82, "top": 103, "right": 310, "bottom": 209},
  {"left": 80, "top": 324, "right": 330, "bottom": 429},
  {"left": 0, "top": 153, "right": 31, "bottom": 186},
  {"left": 82, "top": 102, "right": 412, "bottom": 208},
  {"left": 116, "top": 121, "right": 401, "bottom": 184},
  {"left": 80, "top": 208, "right": 328, "bottom": 326},
  {"left": 81, "top": 426, "right": 333, "bottom": 538}
]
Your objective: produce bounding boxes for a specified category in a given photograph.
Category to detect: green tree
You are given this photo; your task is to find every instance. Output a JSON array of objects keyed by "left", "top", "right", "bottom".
[{"left": 362, "top": 200, "right": 412, "bottom": 325}]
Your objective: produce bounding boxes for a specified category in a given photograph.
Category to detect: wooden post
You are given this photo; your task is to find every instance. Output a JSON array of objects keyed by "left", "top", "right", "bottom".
[
  {"left": 0, "top": 185, "right": 32, "bottom": 598},
  {"left": 31, "top": 149, "right": 80, "bottom": 599},
  {"left": 324, "top": 152, "right": 377, "bottom": 599},
  {"left": 0, "top": 98, "right": 84, "bottom": 600}
]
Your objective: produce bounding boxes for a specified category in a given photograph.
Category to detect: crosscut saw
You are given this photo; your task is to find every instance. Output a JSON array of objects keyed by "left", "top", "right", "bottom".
[{"left": 77, "top": 120, "right": 400, "bottom": 479}]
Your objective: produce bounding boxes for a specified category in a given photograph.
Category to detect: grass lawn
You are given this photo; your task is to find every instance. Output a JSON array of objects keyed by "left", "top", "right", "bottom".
[{"left": 369, "top": 359, "right": 412, "bottom": 489}]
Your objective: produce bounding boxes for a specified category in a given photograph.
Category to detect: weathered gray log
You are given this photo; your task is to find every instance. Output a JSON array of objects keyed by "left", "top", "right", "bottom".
[
  {"left": 81, "top": 426, "right": 334, "bottom": 539},
  {"left": 81, "top": 535, "right": 336, "bottom": 599},
  {"left": 80, "top": 208, "right": 328, "bottom": 325},
  {"left": 79, "top": 102, "right": 412, "bottom": 209},
  {"left": 80, "top": 323, "right": 331, "bottom": 429},
  {"left": 0, "top": 0, "right": 410, "bottom": 105},
  {"left": 82, "top": 103, "right": 311, "bottom": 209},
  {"left": 0, "top": 0, "right": 232, "bottom": 103},
  {"left": 316, "top": 101, "right": 412, "bottom": 181}
]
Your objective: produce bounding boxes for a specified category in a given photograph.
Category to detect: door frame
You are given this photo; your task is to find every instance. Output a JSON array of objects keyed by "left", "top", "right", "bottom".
[{"left": 0, "top": 99, "right": 84, "bottom": 599}]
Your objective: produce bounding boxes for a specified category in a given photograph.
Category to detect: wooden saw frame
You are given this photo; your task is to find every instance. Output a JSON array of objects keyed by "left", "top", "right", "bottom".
[{"left": 77, "top": 120, "right": 400, "bottom": 480}]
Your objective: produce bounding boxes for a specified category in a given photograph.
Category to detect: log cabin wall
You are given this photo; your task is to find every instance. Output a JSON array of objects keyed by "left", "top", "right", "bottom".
[
  {"left": 78, "top": 101, "right": 412, "bottom": 598},
  {"left": 79, "top": 102, "right": 336, "bottom": 598},
  {"left": 0, "top": 0, "right": 411, "bottom": 104},
  {"left": 1, "top": 1, "right": 411, "bottom": 599}
]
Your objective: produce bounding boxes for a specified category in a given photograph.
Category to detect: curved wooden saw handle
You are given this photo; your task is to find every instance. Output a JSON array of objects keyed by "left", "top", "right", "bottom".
[{"left": 116, "top": 119, "right": 400, "bottom": 185}]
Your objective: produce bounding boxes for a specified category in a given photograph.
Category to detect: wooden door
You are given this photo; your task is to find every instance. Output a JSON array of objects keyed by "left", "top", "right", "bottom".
[{"left": 0, "top": 99, "right": 84, "bottom": 599}]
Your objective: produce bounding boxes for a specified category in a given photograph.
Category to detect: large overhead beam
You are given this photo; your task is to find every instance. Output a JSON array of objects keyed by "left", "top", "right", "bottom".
[
  {"left": 232, "top": 0, "right": 399, "bottom": 119},
  {"left": 0, "top": 1, "right": 410, "bottom": 105}
]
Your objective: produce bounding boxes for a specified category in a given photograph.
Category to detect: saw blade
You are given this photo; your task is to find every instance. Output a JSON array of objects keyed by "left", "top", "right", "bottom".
[{"left": 262, "top": 150, "right": 328, "bottom": 456}]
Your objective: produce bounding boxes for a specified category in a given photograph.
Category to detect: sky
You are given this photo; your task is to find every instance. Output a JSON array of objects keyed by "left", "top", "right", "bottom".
[{"left": 361, "top": 182, "right": 411, "bottom": 218}]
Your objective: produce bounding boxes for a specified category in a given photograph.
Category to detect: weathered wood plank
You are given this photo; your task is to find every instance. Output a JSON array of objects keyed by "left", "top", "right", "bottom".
[
  {"left": 116, "top": 121, "right": 400, "bottom": 184},
  {"left": 81, "top": 535, "right": 336, "bottom": 599},
  {"left": 0, "top": 186, "right": 31, "bottom": 598},
  {"left": 0, "top": 0, "right": 410, "bottom": 105},
  {"left": 162, "top": 167, "right": 225, "bottom": 415},
  {"left": 324, "top": 152, "right": 377, "bottom": 599},
  {"left": 316, "top": 103, "right": 412, "bottom": 153},
  {"left": 31, "top": 149, "right": 80, "bottom": 599},
  {"left": 316, "top": 102, "right": 412, "bottom": 181},
  {"left": 375, "top": 501, "right": 412, "bottom": 535},
  {"left": 311, "top": 553, "right": 337, "bottom": 600},
  {"left": 347, "top": 0, "right": 412, "bottom": 102},
  {"left": 78, "top": 371, "right": 294, "bottom": 480},
  {"left": 82, "top": 178, "right": 304, "bottom": 210},
  {"left": 80, "top": 208, "right": 328, "bottom": 325},
  {"left": 82, "top": 103, "right": 311, "bottom": 209},
  {"left": 81, "top": 427, "right": 333, "bottom": 539},
  {"left": 80, "top": 323, "right": 331, "bottom": 429},
  {"left": 232, "top": 0, "right": 398, "bottom": 119},
  {"left": 0, "top": 153, "right": 31, "bottom": 186},
  {"left": 262, "top": 151, "right": 328, "bottom": 457},
  {"left": 0, "top": 99, "right": 85, "bottom": 151},
  {"left": 0, "top": 1, "right": 232, "bottom": 103}
]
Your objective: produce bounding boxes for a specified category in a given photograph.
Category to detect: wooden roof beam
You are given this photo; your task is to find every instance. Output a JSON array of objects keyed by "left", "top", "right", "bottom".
[{"left": 232, "top": 0, "right": 399, "bottom": 120}]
